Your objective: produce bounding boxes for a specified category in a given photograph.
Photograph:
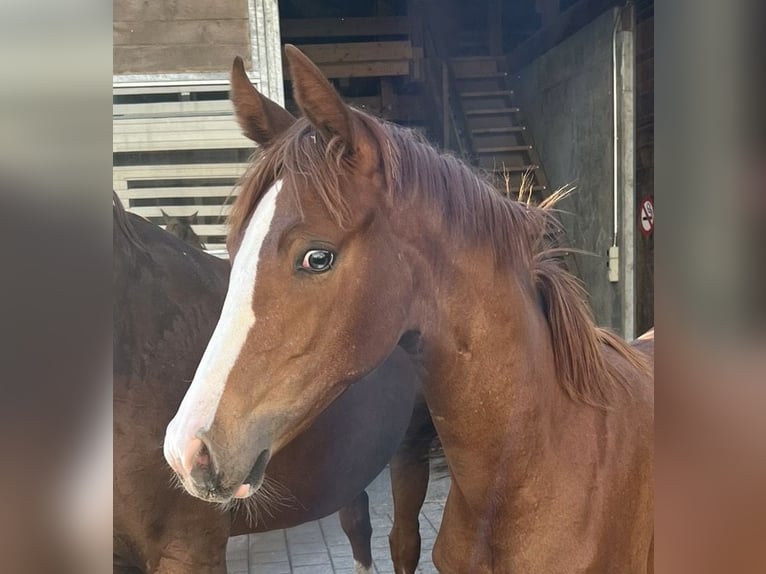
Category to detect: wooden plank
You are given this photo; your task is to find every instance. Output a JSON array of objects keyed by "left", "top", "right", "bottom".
[
  {"left": 287, "top": 94, "right": 424, "bottom": 121},
  {"left": 121, "top": 186, "right": 238, "bottom": 200},
  {"left": 114, "top": 116, "right": 240, "bottom": 133},
  {"left": 476, "top": 145, "right": 533, "bottom": 153},
  {"left": 114, "top": 111, "right": 237, "bottom": 125},
  {"left": 114, "top": 19, "right": 249, "bottom": 46},
  {"left": 292, "top": 41, "right": 412, "bottom": 64},
  {"left": 113, "top": 100, "right": 235, "bottom": 119},
  {"left": 113, "top": 82, "right": 237, "bottom": 96},
  {"left": 112, "top": 117, "right": 249, "bottom": 149},
  {"left": 113, "top": 120, "right": 252, "bottom": 152},
  {"left": 114, "top": 163, "right": 248, "bottom": 180},
  {"left": 114, "top": 45, "right": 250, "bottom": 75},
  {"left": 179, "top": 224, "right": 229, "bottom": 236},
  {"left": 113, "top": 130, "right": 246, "bottom": 145},
  {"left": 115, "top": 164, "right": 247, "bottom": 178},
  {"left": 285, "top": 61, "right": 410, "bottom": 80},
  {"left": 120, "top": 222, "right": 232, "bottom": 237},
  {"left": 132, "top": 205, "right": 232, "bottom": 218},
  {"left": 280, "top": 17, "right": 408, "bottom": 39},
  {"left": 115, "top": 0, "right": 248, "bottom": 22},
  {"left": 113, "top": 129, "right": 248, "bottom": 143},
  {"left": 113, "top": 138, "right": 250, "bottom": 152},
  {"left": 465, "top": 108, "right": 520, "bottom": 115}
]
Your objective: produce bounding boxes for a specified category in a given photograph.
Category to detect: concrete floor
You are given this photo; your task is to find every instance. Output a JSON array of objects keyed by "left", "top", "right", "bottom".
[{"left": 226, "top": 467, "right": 450, "bottom": 573}]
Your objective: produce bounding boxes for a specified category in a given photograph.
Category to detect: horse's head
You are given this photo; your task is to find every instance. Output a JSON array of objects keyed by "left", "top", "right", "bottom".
[
  {"left": 163, "top": 48, "right": 416, "bottom": 502},
  {"left": 161, "top": 210, "right": 206, "bottom": 250}
]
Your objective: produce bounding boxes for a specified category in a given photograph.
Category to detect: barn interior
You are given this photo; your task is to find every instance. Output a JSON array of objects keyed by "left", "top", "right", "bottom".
[{"left": 113, "top": 0, "right": 653, "bottom": 336}]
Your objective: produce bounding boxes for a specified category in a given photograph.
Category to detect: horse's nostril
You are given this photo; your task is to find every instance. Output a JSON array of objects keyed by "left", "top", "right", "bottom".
[
  {"left": 186, "top": 437, "right": 220, "bottom": 494},
  {"left": 196, "top": 443, "right": 211, "bottom": 468},
  {"left": 181, "top": 437, "right": 211, "bottom": 474}
]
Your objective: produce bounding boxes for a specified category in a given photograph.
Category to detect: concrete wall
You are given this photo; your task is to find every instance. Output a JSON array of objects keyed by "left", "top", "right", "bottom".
[{"left": 514, "top": 8, "right": 634, "bottom": 334}]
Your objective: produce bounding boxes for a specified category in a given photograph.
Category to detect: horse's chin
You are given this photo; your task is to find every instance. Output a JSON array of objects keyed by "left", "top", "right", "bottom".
[
  {"left": 232, "top": 448, "right": 271, "bottom": 499},
  {"left": 233, "top": 483, "right": 255, "bottom": 499}
]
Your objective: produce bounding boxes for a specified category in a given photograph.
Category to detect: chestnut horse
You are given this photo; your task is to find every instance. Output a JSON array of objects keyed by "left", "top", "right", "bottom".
[
  {"left": 164, "top": 47, "right": 653, "bottom": 573},
  {"left": 114, "top": 195, "right": 436, "bottom": 573}
]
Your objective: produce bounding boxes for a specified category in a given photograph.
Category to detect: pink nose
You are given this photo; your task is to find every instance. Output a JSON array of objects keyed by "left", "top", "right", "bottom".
[{"left": 181, "top": 437, "right": 210, "bottom": 475}]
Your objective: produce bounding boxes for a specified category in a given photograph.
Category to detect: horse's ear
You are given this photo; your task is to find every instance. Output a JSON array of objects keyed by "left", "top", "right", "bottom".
[
  {"left": 230, "top": 56, "right": 296, "bottom": 146},
  {"left": 189, "top": 211, "right": 198, "bottom": 224},
  {"left": 283, "top": 44, "right": 354, "bottom": 147},
  {"left": 160, "top": 209, "right": 171, "bottom": 225}
]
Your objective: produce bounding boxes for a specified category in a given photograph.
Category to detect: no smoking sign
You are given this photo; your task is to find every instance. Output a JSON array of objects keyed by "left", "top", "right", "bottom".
[{"left": 639, "top": 197, "right": 654, "bottom": 238}]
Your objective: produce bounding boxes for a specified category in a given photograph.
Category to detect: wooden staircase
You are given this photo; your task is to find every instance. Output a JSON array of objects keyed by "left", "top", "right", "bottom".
[{"left": 449, "top": 56, "right": 549, "bottom": 198}]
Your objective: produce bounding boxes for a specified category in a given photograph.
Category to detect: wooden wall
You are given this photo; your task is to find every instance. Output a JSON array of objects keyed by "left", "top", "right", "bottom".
[{"left": 114, "top": 0, "right": 251, "bottom": 74}]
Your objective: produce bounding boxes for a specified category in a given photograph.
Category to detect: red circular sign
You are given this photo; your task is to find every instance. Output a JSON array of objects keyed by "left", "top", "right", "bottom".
[{"left": 639, "top": 197, "right": 654, "bottom": 237}]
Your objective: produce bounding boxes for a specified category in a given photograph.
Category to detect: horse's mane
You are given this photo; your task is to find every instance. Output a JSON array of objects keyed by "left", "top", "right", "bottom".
[
  {"left": 229, "top": 110, "right": 650, "bottom": 408},
  {"left": 113, "top": 191, "right": 151, "bottom": 258}
]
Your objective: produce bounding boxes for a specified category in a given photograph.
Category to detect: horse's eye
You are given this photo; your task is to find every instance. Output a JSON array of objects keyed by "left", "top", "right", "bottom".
[{"left": 301, "top": 249, "right": 335, "bottom": 273}]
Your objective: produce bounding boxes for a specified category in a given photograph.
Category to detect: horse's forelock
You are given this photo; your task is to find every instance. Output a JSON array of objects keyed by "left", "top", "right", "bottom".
[{"left": 228, "top": 111, "right": 398, "bottom": 241}]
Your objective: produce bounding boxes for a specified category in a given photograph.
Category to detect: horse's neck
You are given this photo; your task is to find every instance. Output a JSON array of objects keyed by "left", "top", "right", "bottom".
[{"left": 412, "top": 250, "right": 571, "bottom": 503}]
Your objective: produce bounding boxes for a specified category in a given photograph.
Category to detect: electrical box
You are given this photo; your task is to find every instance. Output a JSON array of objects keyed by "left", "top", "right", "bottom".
[{"left": 608, "top": 246, "right": 619, "bottom": 283}]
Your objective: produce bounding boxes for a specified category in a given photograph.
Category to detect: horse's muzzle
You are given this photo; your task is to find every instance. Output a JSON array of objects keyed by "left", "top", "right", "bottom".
[{"left": 165, "top": 428, "right": 271, "bottom": 502}]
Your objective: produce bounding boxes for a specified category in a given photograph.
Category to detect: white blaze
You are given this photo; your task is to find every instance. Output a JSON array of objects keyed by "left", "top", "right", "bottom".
[{"left": 164, "top": 181, "right": 282, "bottom": 463}]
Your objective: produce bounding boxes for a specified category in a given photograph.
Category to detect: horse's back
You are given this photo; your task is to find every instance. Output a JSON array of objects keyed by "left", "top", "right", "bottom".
[
  {"left": 632, "top": 328, "right": 655, "bottom": 361},
  {"left": 127, "top": 212, "right": 229, "bottom": 293},
  {"left": 114, "top": 212, "right": 233, "bottom": 571}
]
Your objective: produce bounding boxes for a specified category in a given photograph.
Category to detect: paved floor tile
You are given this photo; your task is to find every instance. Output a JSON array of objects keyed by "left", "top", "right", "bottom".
[{"left": 226, "top": 467, "right": 448, "bottom": 572}]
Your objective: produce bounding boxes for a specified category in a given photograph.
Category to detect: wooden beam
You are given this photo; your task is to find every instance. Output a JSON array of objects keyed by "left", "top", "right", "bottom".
[
  {"left": 113, "top": 19, "right": 249, "bottom": 46},
  {"left": 289, "top": 41, "right": 412, "bottom": 64},
  {"left": 281, "top": 41, "right": 414, "bottom": 79},
  {"left": 286, "top": 94, "right": 425, "bottom": 122},
  {"left": 113, "top": 163, "right": 247, "bottom": 183},
  {"left": 130, "top": 205, "right": 232, "bottom": 218},
  {"left": 115, "top": 0, "right": 249, "bottom": 22},
  {"left": 120, "top": 186, "right": 236, "bottom": 200},
  {"left": 507, "top": 0, "right": 621, "bottom": 72},
  {"left": 285, "top": 60, "right": 411, "bottom": 79},
  {"left": 280, "top": 17, "right": 409, "bottom": 39},
  {"left": 113, "top": 100, "right": 234, "bottom": 119},
  {"left": 114, "top": 44, "right": 251, "bottom": 75}
]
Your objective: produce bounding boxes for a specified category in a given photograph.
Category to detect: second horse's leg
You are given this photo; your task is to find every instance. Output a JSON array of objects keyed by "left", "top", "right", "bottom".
[
  {"left": 389, "top": 397, "right": 433, "bottom": 574},
  {"left": 339, "top": 490, "right": 374, "bottom": 574}
]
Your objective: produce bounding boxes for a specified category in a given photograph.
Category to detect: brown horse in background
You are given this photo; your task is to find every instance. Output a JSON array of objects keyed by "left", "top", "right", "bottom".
[
  {"left": 114, "top": 194, "right": 436, "bottom": 573},
  {"left": 160, "top": 209, "right": 206, "bottom": 251},
  {"left": 164, "top": 47, "right": 653, "bottom": 573}
]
